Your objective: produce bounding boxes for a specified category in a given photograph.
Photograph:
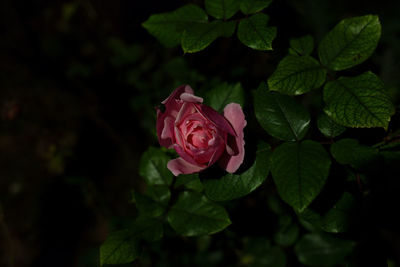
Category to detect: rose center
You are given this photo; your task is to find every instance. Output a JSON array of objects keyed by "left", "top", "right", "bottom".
[{"left": 187, "top": 126, "right": 212, "bottom": 148}]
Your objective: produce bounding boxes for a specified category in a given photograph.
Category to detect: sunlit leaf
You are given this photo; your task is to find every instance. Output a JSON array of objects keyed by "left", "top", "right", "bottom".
[
  {"left": 268, "top": 55, "right": 326, "bottom": 95},
  {"left": 323, "top": 72, "right": 394, "bottom": 129},
  {"left": 318, "top": 15, "right": 381, "bottom": 70}
]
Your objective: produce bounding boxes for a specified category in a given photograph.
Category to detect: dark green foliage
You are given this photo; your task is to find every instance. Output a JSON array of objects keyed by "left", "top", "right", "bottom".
[
  {"left": 239, "top": 0, "right": 273, "bottom": 15},
  {"left": 323, "top": 72, "right": 394, "bottom": 129},
  {"left": 167, "top": 192, "right": 231, "bottom": 236},
  {"left": 295, "top": 233, "right": 356, "bottom": 266},
  {"left": 142, "top": 5, "right": 208, "bottom": 47},
  {"left": 317, "top": 113, "right": 346, "bottom": 138},
  {"left": 268, "top": 55, "right": 326, "bottom": 95},
  {"left": 331, "top": 138, "right": 379, "bottom": 169},
  {"left": 271, "top": 141, "right": 331, "bottom": 212},
  {"left": 143, "top": 2, "right": 277, "bottom": 52},
  {"left": 182, "top": 20, "right": 237, "bottom": 53},
  {"left": 205, "top": 82, "right": 245, "bottom": 113},
  {"left": 100, "top": 218, "right": 163, "bottom": 265},
  {"left": 289, "top": 35, "right": 314, "bottom": 56},
  {"left": 237, "top": 13, "right": 276, "bottom": 51},
  {"left": 205, "top": 0, "right": 240, "bottom": 19},
  {"left": 203, "top": 142, "right": 271, "bottom": 201},
  {"left": 254, "top": 82, "right": 311, "bottom": 141},
  {"left": 318, "top": 15, "right": 381, "bottom": 70},
  {"left": 99, "top": 3, "right": 398, "bottom": 267}
]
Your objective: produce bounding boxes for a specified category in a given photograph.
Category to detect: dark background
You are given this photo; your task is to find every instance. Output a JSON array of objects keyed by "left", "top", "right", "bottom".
[{"left": 1, "top": 0, "right": 400, "bottom": 266}]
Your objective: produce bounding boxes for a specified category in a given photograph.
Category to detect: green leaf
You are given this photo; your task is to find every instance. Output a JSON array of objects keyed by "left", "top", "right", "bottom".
[
  {"left": 377, "top": 138, "right": 400, "bottom": 162},
  {"left": 240, "top": 0, "right": 273, "bottom": 15},
  {"left": 174, "top": 173, "right": 204, "bottom": 193},
  {"left": 268, "top": 55, "right": 326, "bottom": 95},
  {"left": 274, "top": 215, "right": 299, "bottom": 247},
  {"left": 100, "top": 229, "right": 139, "bottom": 266},
  {"left": 271, "top": 140, "right": 331, "bottom": 212},
  {"left": 205, "top": 0, "right": 240, "bottom": 19},
  {"left": 203, "top": 141, "right": 271, "bottom": 201},
  {"left": 323, "top": 72, "right": 394, "bottom": 129},
  {"left": 318, "top": 15, "right": 381, "bottom": 71},
  {"left": 145, "top": 185, "right": 171, "bottom": 204},
  {"left": 254, "top": 82, "right": 311, "bottom": 141},
  {"left": 133, "top": 184, "right": 171, "bottom": 218},
  {"left": 167, "top": 191, "right": 231, "bottom": 236},
  {"left": 380, "top": 142, "right": 400, "bottom": 162},
  {"left": 242, "top": 238, "right": 286, "bottom": 267},
  {"left": 289, "top": 35, "right": 314, "bottom": 56},
  {"left": 237, "top": 13, "right": 276, "bottom": 51},
  {"left": 297, "top": 209, "right": 322, "bottom": 232},
  {"left": 142, "top": 5, "right": 208, "bottom": 47},
  {"left": 205, "top": 82, "right": 245, "bottom": 113},
  {"left": 100, "top": 218, "right": 163, "bottom": 266},
  {"left": 295, "top": 233, "right": 356, "bottom": 266},
  {"left": 317, "top": 113, "right": 346, "bottom": 138},
  {"left": 133, "top": 192, "right": 167, "bottom": 218},
  {"left": 321, "top": 192, "right": 355, "bottom": 233},
  {"left": 330, "top": 138, "right": 378, "bottom": 169},
  {"left": 182, "top": 20, "right": 236, "bottom": 53},
  {"left": 267, "top": 194, "right": 287, "bottom": 215},
  {"left": 139, "top": 147, "right": 173, "bottom": 186}
]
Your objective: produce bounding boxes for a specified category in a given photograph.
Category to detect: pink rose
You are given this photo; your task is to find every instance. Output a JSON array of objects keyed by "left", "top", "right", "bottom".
[{"left": 156, "top": 85, "right": 246, "bottom": 176}]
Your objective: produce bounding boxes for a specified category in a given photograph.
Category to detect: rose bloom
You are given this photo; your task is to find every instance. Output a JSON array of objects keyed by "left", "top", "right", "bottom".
[{"left": 156, "top": 85, "right": 246, "bottom": 176}]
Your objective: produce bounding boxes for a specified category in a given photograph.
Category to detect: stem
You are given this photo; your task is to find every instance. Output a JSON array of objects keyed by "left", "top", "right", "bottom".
[{"left": 356, "top": 173, "right": 363, "bottom": 193}]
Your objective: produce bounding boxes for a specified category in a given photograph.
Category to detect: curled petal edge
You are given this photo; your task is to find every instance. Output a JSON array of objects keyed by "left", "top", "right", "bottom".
[
  {"left": 167, "top": 157, "right": 206, "bottom": 176},
  {"left": 219, "top": 103, "right": 246, "bottom": 173}
]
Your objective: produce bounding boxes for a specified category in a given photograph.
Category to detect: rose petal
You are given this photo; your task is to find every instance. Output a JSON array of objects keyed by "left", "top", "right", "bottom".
[
  {"left": 157, "top": 109, "right": 172, "bottom": 148},
  {"left": 197, "top": 104, "right": 236, "bottom": 137},
  {"left": 167, "top": 157, "right": 206, "bottom": 176},
  {"left": 180, "top": 92, "right": 203, "bottom": 103},
  {"left": 207, "top": 137, "right": 226, "bottom": 166},
  {"left": 161, "top": 85, "right": 186, "bottom": 105},
  {"left": 219, "top": 103, "right": 246, "bottom": 173},
  {"left": 175, "top": 102, "right": 196, "bottom": 124},
  {"left": 172, "top": 144, "right": 203, "bottom": 166},
  {"left": 160, "top": 116, "right": 175, "bottom": 148}
]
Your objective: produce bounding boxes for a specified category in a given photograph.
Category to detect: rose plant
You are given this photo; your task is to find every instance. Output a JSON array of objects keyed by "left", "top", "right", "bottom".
[
  {"left": 100, "top": 1, "right": 400, "bottom": 266},
  {"left": 156, "top": 85, "right": 246, "bottom": 176}
]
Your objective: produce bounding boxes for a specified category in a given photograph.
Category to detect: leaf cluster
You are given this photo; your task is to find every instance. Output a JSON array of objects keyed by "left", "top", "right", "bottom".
[
  {"left": 100, "top": 1, "right": 400, "bottom": 266},
  {"left": 142, "top": 0, "right": 276, "bottom": 53}
]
